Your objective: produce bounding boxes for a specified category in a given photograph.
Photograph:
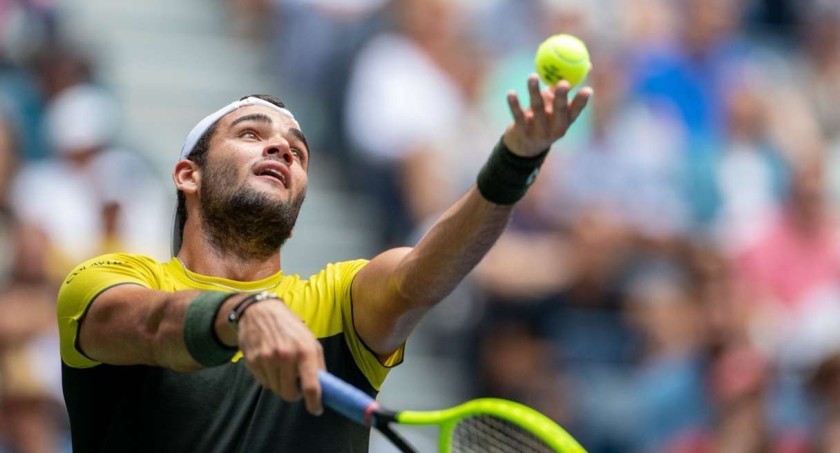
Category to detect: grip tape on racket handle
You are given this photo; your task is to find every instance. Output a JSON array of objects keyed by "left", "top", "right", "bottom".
[{"left": 319, "top": 370, "right": 378, "bottom": 426}]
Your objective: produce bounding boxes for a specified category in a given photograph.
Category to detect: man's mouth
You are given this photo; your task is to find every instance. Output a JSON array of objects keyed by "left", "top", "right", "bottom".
[
  {"left": 258, "top": 168, "right": 286, "bottom": 185},
  {"left": 253, "top": 162, "right": 290, "bottom": 188}
]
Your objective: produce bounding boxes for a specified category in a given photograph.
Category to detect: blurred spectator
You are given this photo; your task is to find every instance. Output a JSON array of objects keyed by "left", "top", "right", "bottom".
[
  {"left": 0, "top": 219, "right": 66, "bottom": 453},
  {"left": 0, "top": 62, "right": 43, "bottom": 162},
  {"left": 810, "top": 350, "right": 840, "bottom": 451},
  {"left": 627, "top": 0, "right": 750, "bottom": 147},
  {"left": 0, "top": 108, "right": 19, "bottom": 293},
  {"left": 475, "top": 316, "right": 572, "bottom": 427},
  {"left": 736, "top": 156, "right": 840, "bottom": 332},
  {"left": 666, "top": 344, "right": 811, "bottom": 453},
  {"left": 800, "top": 4, "right": 840, "bottom": 145},
  {"left": 799, "top": 5, "right": 840, "bottom": 213},
  {"left": 627, "top": 257, "right": 710, "bottom": 452},
  {"left": 743, "top": 0, "right": 804, "bottom": 42},
  {"left": 689, "top": 244, "right": 752, "bottom": 353},
  {"left": 536, "top": 209, "right": 640, "bottom": 451},
  {"left": 0, "top": 108, "right": 63, "bottom": 451},
  {"left": 10, "top": 83, "right": 170, "bottom": 281},
  {"left": 344, "top": 0, "right": 481, "bottom": 246},
  {"left": 0, "top": 0, "right": 61, "bottom": 162},
  {"left": 265, "top": 0, "right": 386, "bottom": 161},
  {"left": 0, "top": 86, "right": 66, "bottom": 453},
  {"left": 28, "top": 43, "right": 95, "bottom": 105},
  {"left": 709, "top": 72, "right": 791, "bottom": 252},
  {"left": 731, "top": 155, "right": 840, "bottom": 436},
  {"left": 0, "top": 109, "right": 19, "bottom": 208}
]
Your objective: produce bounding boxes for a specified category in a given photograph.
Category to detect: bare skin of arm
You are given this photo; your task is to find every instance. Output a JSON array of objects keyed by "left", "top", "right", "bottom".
[
  {"left": 352, "top": 76, "right": 592, "bottom": 356},
  {"left": 78, "top": 284, "right": 326, "bottom": 415}
]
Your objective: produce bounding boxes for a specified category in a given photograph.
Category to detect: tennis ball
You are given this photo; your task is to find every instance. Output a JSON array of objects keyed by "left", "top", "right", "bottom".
[{"left": 534, "top": 34, "right": 591, "bottom": 87}]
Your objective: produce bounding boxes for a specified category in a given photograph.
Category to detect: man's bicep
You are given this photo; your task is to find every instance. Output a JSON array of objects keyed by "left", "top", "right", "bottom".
[
  {"left": 351, "top": 247, "right": 429, "bottom": 356},
  {"left": 76, "top": 284, "right": 175, "bottom": 367}
]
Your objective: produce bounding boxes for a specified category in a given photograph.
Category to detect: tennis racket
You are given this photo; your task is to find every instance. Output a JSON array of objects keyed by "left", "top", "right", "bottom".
[{"left": 319, "top": 370, "right": 587, "bottom": 453}]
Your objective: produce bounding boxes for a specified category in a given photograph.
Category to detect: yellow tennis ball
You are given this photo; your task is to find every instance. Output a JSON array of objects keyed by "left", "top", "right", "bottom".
[{"left": 535, "top": 34, "right": 591, "bottom": 87}]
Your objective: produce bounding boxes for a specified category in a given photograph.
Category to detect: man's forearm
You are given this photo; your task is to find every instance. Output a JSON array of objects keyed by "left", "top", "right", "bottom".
[{"left": 392, "top": 186, "right": 513, "bottom": 307}]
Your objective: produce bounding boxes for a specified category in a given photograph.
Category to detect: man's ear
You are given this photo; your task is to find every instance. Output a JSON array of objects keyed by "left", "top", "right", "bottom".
[{"left": 173, "top": 160, "right": 200, "bottom": 195}]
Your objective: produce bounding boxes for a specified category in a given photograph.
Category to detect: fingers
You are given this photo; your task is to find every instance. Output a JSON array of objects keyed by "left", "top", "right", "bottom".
[
  {"left": 569, "top": 86, "right": 593, "bottom": 124},
  {"left": 238, "top": 302, "right": 326, "bottom": 416},
  {"left": 527, "top": 75, "right": 550, "bottom": 135},
  {"left": 298, "top": 347, "right": 325, "bottom": 416},
  {"left": 507, "top": 91, "right": 526, "bottom": 127},
  {"left": 267, "top": 338, "right": 326, "bottom": 415},
  {"left": 243, "top": 333, "right": 304, "bottom": 403},
  {"left": 277, "top": 360, "right": 302, "bottom": 402},
  {"left": 509, "top": 76, "right": 580, "bottom": 133},
  {"left": 503, "top": 75, "right": 593, "bottom": 156},
  {"left": 550, "top": 81, "right": 571, "bottom": 132}
]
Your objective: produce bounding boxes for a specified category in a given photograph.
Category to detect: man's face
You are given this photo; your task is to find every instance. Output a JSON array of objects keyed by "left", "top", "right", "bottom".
[{"left": 196, "top": 105, "right": 310, "bottom": 258}]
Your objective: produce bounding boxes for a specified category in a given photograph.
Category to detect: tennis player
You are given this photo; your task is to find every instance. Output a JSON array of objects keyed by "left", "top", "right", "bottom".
[{"left": 57, "top": 75, "right": 591, "bottom": 451}]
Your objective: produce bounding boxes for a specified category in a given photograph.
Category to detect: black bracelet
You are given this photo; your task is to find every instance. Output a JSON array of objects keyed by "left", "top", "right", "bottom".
[
  {"left": 476, "top": 137, "right": 549, "bottom": 205},
  {"left": 184, "top": 291, "right": 239, "bottom": 367},
  {"left": 227, "top": 291, "right": 281, "bottom": 331}
]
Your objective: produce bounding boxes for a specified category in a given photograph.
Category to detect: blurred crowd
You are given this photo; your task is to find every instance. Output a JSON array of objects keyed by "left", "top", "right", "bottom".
[
  {"left": 1, "top": 0, "right": 840, "bottom": 451},
  {"left": 235, "top": 0, "right": 840, "bottom": 451},
  {"left": 0, "top": 1, "right": 171, "bottom": 452}
]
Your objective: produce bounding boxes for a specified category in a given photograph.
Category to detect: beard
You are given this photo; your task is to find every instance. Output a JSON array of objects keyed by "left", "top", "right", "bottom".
[{"left": 199, "top": 159, "right": 305, "bottom": 260}]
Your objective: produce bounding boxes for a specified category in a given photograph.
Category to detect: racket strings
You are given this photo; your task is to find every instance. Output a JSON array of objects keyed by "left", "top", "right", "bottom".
[{"left": 450, "top": 414, "right": 557, "bottom": 453}]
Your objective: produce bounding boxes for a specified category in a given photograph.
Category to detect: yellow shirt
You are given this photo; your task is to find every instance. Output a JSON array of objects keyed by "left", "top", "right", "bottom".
[{"left": 57, "top": 253, "right": 403, "bottom": 390}]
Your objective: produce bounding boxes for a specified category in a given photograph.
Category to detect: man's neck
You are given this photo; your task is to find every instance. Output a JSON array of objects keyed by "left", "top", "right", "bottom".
[{"left": 176, "top": 239, "right": 282, "bottom": 282}]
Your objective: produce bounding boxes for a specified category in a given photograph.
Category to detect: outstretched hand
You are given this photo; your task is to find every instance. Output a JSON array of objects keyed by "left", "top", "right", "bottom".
[{"left": 504, "top": 74, "right": 592, "bottom": 157}]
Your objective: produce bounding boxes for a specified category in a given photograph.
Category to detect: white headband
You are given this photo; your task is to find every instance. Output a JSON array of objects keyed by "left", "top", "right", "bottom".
[{"left": 179, "top": 97, "right": 298, "bottom": 159}]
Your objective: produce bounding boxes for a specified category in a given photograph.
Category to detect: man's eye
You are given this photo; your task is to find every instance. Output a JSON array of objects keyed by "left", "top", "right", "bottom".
[
  {"left": 291, "top": 148, "right": 303, "bottom": 158},
  {"left": 240, "top": 130, "right": 258, "bottom": 139}
]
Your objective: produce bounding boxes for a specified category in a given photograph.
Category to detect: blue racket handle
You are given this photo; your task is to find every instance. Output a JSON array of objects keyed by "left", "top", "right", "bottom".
[{"left": 319, "top": 370, "right": 378, "bottom": 426}]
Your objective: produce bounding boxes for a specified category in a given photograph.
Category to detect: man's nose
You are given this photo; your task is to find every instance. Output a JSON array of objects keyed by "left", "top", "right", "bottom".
[{"left": 264, "top": 141, "right": 293, "bottom": 165}]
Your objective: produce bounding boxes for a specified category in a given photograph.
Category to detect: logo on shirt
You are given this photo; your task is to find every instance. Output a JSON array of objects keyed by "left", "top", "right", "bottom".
[{"left": 64, "top": 259, "right": 126, "bottom": 285}]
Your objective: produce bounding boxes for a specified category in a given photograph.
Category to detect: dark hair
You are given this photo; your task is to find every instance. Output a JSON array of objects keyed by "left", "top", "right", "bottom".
[{"left": 174, "top": 94, "right": 287, "bottom": 251}]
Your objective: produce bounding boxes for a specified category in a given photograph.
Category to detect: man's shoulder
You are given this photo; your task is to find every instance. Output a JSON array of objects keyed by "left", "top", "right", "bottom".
[
  {"left": 305, "top": 259, "right": 369, "bottom": 283},
  {"left": 62, "top": 252, "right": 165, "bottom": 287},
  {"left": 74, "top": 252, "right": 164, "bottom": 271}
]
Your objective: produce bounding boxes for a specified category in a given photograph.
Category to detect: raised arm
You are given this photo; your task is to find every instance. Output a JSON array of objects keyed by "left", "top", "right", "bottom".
[{"left": 352, "top": 76, "right": 592, "bottom": 355}]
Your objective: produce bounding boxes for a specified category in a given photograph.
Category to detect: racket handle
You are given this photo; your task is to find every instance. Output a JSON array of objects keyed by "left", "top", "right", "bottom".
[{"left": 319, "top": 370, "right": 378, "bottom": 426}]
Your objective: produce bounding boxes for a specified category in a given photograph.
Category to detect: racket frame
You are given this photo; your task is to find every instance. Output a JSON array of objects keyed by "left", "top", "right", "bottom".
[{"left": 319, "top": 370, "right": 586, "bottom": 453}]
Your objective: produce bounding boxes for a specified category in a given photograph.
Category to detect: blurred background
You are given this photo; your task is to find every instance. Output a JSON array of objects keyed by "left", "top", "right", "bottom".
[{"left": 1, "top": 0, "right": 839, "bottom": 451}]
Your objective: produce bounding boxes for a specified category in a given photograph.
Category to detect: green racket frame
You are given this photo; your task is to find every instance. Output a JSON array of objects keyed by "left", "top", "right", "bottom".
[
  {"left": 319, "top": 370, "right": 586, "bottom": 452},
  {"left": 396, "top": 398, "right": 587, "bottom": 453}
]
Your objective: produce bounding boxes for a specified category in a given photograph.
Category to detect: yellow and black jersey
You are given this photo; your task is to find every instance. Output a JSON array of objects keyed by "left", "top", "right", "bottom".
[{"left": 58, "top": 253, "right": 403, "bottom": 452}]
